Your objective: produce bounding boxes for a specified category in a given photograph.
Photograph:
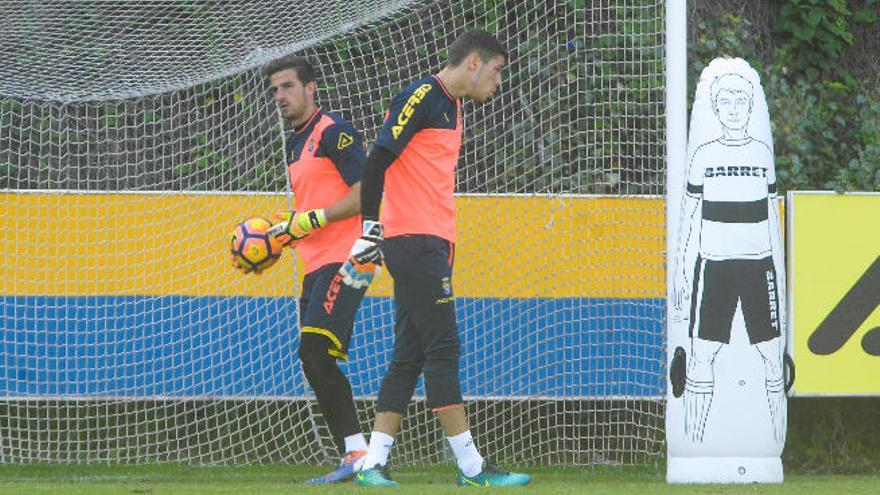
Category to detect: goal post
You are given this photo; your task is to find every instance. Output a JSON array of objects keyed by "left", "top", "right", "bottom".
[{"left": 0, "top": 0, "right": 671, "bottom": 466}]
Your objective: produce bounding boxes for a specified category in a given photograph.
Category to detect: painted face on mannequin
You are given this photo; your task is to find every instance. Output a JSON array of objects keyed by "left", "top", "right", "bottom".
[{"left": 713, "top": 89, "right": 752, "bottom": 131}]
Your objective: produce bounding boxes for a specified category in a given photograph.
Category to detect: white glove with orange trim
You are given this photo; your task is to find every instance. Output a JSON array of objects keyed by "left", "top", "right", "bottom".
[{"left": 338, "top": 221, "right": 383, "bottom": 289}]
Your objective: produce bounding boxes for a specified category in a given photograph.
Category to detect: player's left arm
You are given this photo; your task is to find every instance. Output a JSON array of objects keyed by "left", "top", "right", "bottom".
[{"left": 324, "top": 182, "right": 361, "bottom": 222}]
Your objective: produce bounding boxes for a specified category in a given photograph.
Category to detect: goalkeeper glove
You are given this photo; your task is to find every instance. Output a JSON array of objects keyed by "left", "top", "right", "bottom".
[
  {"left": 269, "top": 209, "right": 327, "bottom": 246},
  {"left": 339, "top": 220, "right": 383, "bottom": 289}
]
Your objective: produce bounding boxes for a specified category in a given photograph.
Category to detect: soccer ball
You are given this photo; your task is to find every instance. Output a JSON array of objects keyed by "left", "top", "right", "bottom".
[{"left": 230, "top": 216, "right": 282, "bottom": 274}]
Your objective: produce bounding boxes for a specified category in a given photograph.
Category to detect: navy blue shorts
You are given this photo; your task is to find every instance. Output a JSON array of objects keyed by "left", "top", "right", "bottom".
[
  {"left": 300, "top": 262, "right": 369, "bottom": 359},
  {"left": 377, "top": 234, "right": 463, "bottom": 411}
]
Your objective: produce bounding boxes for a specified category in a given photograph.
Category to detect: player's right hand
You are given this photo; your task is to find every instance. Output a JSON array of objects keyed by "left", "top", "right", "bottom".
[{"left": 339, "top": 221, "right": 383, "bottom": 289}]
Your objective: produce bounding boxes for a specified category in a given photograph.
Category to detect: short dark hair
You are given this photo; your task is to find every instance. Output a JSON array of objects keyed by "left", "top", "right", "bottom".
[
  {"left": 446, "top": 30, "right": 507, "bottom": 67},
  {"left": 262, "top": 55, "right": 317, "bottom": 83}
]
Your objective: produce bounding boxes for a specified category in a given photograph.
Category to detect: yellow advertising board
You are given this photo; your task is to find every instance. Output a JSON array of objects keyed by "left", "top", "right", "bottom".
[
  {"left": 788, "top": 192, "right": 880, "bottom": 396},
  {"left": 0, "top": 191, "right": 664, "bottom": 299}
]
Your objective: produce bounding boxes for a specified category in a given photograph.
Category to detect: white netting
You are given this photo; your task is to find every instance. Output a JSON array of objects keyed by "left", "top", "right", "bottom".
[
  {"left": 0, "top": 0, "right": 414, "bottom": 102},
  {"left": 0, "top": 0, "right": 667, "bottom": 465}
]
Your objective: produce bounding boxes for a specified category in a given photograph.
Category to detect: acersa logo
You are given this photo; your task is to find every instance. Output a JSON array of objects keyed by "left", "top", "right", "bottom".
[
  {"left": 392, "top": 83, "right": 432, "bottom": 140},
  {"left": 323, "top": 273, "right": 344, "bottom": 314}
]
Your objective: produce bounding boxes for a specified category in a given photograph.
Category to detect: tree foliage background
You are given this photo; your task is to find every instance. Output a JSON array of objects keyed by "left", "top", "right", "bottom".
[{"left": 690, "top": 0, "right": 879, "bottom": 193}]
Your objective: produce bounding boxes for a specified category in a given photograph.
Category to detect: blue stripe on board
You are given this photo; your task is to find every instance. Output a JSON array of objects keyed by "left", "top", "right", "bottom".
[{"left": 0, "top": 296, "right": 665, "bottom": 398}]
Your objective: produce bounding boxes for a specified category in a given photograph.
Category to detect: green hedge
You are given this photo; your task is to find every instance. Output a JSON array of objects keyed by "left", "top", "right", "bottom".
[{"left": 690, "top": 0, "right": 880, "bottom": 193}]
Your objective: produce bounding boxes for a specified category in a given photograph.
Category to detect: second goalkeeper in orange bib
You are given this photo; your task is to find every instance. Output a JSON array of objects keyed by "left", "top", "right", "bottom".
[{"left": 340, "top": 30, "right": 531, "bottom": 488}]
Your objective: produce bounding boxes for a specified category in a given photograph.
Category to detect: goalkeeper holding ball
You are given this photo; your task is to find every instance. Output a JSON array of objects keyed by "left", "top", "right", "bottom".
[
  {"left": 340, "top": 30, "right": 531, "bottom": 487},
  {"left": 260, "top": 55, "right": 374, "bottom": 484}
]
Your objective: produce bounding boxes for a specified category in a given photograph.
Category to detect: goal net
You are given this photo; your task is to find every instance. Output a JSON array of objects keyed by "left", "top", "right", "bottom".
[{"left": 0, "top": 0, "right": 667, "bottom": 465}]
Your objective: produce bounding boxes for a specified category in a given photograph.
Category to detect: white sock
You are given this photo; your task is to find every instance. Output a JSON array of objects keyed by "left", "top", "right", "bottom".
[
  {"left": 344, "top": 433, "right": 368, "bottom": 453},
  {"left": 362, "top": 431, "right": 394, "bottom": 470},
  {"left": 447, "top": 430, "right": 484, "bottom": 478}
]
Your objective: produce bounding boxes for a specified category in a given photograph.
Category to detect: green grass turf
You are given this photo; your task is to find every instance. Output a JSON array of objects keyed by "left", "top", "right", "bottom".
[{"left": 0, "top": 464, "right": 876, "bottom": 494}]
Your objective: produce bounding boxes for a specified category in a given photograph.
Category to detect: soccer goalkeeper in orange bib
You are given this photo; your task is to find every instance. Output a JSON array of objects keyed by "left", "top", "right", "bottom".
[
  {"left": 339, "top": 30, "right": 531, "bottom": 487},
  {"left": 260, "top": 55, "right": 375, "bottom": 484}
]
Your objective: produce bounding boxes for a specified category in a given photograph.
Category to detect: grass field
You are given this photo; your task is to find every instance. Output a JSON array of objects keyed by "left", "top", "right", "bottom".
[{"left": 0, "top": 464, "right": 876, "bottom": 495}]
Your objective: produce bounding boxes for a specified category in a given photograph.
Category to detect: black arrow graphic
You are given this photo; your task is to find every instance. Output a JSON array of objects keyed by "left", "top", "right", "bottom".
[{"left": 808, "top": 255, "right": 880, "bottom": 356}]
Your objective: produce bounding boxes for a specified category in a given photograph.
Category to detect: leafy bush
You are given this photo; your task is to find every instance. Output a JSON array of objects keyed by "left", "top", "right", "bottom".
[
  {"left": 775, "top": 0, "right": 855, "bottom": 77},
  {"left": 768, "top": 75, "right": 880, "bottom": 192},
  {"left": 689, "top": 0, "right": 880, "bottom": 193}
]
